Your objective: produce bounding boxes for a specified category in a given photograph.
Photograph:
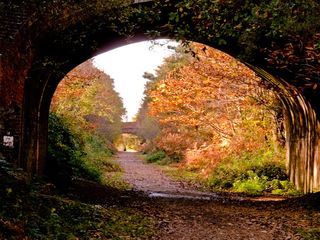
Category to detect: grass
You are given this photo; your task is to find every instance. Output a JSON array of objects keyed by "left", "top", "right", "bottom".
[
  {"left": 144, "top": 150, "right": 180, "bottom": 165},
  {"left": 0, "top": 168, "right": 154, "bottom": 240},
  {"left": 160, "top": 165, "right": 208, "bottom": 190},
  {"left": 0, "top": 113, "right": 145, "bottom": 239},
  {"left": 147, "top": 147, "right": 302, "bottom": 196},
  {"left": 80, "top": 136, "right": 129, "bottom": 189},
  {"left": 145, "top": 150, "right": 167, "bottom": 163},
  {"left": 102, "top": 172, "right": 131, "bottom": 190}
]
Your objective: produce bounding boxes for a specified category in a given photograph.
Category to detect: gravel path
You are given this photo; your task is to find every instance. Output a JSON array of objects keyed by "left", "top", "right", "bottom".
[
  {"left": 115, "top": 151, "right": 215, "bottom": 199},
  {"left": 113, "top": 151, "right": 320, "bottom": 240}
]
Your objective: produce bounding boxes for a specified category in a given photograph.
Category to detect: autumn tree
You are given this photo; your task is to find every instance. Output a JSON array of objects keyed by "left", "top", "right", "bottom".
[
  {"left": 51, "top": 60, "right": 125, "bottom": 144},
  {"left": 139, "top": 43, "right": 284, "bottom": 171}
]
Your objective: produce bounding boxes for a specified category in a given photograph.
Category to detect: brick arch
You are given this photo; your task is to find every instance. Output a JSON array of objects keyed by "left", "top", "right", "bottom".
[
  {"left": 21, "top": 36, "right": 153, "bottom": 174},
  {"left": 1, "top": 0, "right": 320, "bottom": 193}
]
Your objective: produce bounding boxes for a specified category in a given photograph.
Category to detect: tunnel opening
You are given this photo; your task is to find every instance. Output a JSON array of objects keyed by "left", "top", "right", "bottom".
[
  {"left": 2, "top": 2, "right": 320, "bottom": 239},
  {"left": 44, "top": 39, "right": 298, "bottom": 197},
  {"left": 0, "top": 0, "right": 318, "bottom": 195}
]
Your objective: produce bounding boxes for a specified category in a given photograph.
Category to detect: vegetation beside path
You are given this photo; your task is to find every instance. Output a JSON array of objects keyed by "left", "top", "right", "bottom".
[
  {"left": 145, "top": 148, "right": 300, "bottom": 196},
  {"left": 139, "top": 43, "right": 300, "bottom": 197},
  {"left": 48, "top": 60, "right": 128, "bottom": 190},
  {"left": 0, "top": 163, "right": 154, "bottom": 239},
  {"left": 1, "top": 161, "right": 320, "bottom": 240}
]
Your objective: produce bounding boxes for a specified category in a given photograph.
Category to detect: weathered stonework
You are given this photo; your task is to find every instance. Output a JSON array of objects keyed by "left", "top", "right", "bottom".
[
  {"left": 1, "top": 0, "right": 320, "bottom": 193},
  {"left": 0, "top": 105, "right": 20, "bottom": 164}
]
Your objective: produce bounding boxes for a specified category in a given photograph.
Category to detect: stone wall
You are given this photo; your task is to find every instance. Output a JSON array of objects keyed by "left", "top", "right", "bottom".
[
  {"left": 1, "top": 0, "right": 320, "bottom": 193},
  {"left": 0, "top": 1, "right": 36, "bottom": 165}
]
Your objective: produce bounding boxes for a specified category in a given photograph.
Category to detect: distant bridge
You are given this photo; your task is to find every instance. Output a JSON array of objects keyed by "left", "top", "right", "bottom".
[{"left": 121, "top": 122, "right": 140, "bottom": 135}]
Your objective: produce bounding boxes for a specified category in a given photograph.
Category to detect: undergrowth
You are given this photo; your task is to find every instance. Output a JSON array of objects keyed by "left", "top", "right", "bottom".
[
  {"left": 0, "top": 169, "right": 154, "bottom": 239},
  {"left": 48, "top": 113, "right": 126, "bottom": 190},
  {"left": 155, "top": 147, "right": 301, "bottom": 196},
  {"left": 161, "top": 165, "right": 207, "bottom": 191},
  {"left": 144, "top": 150, "right": 179, "bottom": 165},
  {"left": 207, "top": 149, "right": 301, "bottom": 196}
]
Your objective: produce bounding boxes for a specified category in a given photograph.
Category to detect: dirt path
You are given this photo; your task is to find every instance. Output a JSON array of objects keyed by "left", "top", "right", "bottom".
[
  {"left": 115, "top": 151, "right": 215, "bottom": 199},
  {"left": 114, "top": 151, "right": 320, "bottom": 239}
]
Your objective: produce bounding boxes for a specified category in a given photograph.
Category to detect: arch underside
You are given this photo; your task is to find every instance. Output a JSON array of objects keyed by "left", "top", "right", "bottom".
[{"left": 1, "top": 0, "right": 320, "bottom": 193}]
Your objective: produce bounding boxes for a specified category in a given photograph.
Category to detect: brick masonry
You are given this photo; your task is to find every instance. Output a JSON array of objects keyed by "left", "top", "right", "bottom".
[{"left": 1, "top": 0, "right": 320, "bottom": 192}]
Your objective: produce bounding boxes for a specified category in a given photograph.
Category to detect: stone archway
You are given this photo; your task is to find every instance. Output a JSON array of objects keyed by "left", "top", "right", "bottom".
[{"left": 1, "top": 0, "right": 320, "bottom": 193}]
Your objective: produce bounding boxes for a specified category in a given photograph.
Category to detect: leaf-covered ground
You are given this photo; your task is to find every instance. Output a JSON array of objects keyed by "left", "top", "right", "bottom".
[
  {"left": 0, "top": 168, "right": 154, "bottom": 239},
  {"left": 1, "top": 154, "right": 320, "bottom": 240},
  {"left": 114, "top": 152, "right": 320, "bottom": 240}
]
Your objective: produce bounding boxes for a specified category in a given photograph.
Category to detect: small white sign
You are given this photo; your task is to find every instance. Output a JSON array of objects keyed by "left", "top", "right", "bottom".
[{"left": 3, "top": 136, "right": 14, "bottom": 148}]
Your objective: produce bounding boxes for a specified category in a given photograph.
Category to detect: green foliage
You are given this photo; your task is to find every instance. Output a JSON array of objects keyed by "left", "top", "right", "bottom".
[
  {"left": 48, "top": 113, "right": 125, "bottom": 188},
  {"left": 233, "top": 171, "right": 266, "bottom": 195},
  {"left": 48, "top": 113, "right": 102, "bottom": 183},
  {"left": 51, "top": 60, "right": 125, "bottom": 144},
  {"left": 145, "top": 151, "right": 167, "bottom": 163},
  {"left": 79, "top": 133, "right": 129, "bottom": 190},
  {"left": 47, "top": 113, "right": 82, "bottom": 188},
  {"left": 207, "top": 149, "right": 300, "bottom": 196},
  {"left": 49, "top": 60, "right": 127, "bottom": 188},
  {"left": 150, "top": 0, "right": 320, "bottom": 60},
  {"left": 81, "top": 133, "right": 118, "bottom": 171},
  {"left": 0, "top": 174, "right": 154, "bottom": 239},
  {"left": 145, "top": 150, "right": 181, "bottom": 165},
  {"left": 70, "top": 158, "right": 101, "bottom": 183},
  {"left": 254, "top": 162, "right": 288, "bottom": 181}
]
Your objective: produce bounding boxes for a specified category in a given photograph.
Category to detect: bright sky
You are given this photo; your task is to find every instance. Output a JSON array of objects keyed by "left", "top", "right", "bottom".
[{"left": 93, "top": 39, "right": 178, "bottom": 121}]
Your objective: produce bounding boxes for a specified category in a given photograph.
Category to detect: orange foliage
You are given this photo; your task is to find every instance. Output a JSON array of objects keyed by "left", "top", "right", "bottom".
[
  {"left": 143, "top": 43, "right": 278, "bottom": 172},
  {"left": 51, "top": 59, "right": 125, "bottom": 141},
  {"left": 184, "top": 144, "right": 227, "bottom": 177},
  {"left": 51, "top": 60, "right": 98, "bottom": 110}
]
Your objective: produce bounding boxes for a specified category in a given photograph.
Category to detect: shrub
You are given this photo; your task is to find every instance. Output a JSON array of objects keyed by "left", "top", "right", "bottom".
[
  {"left": 145, "top": 151, "right": 167, "bottom": 163},
  {"left": 233, "top": 179, "right": 265, "bottom": 195},
  {"left": 48, "top": 113, "right": 102, "bottom": 185},
  {"left": 68, "top": 157, "right": 101, "bottom": 182},
  {"left": 254, "top": 162, "right": 287, "bottom": 181},
  {"left": 207, "top": 149, "right": 300, "bottom": 195},
  {"left": 145, "top": 150, "right": 181, "bottom": 165},
  {"left": 233, "top": 171, "right": 266, "bottom": 195},
  {"left": 47, "top": 113, "right": 81, "bottom": 189}
]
